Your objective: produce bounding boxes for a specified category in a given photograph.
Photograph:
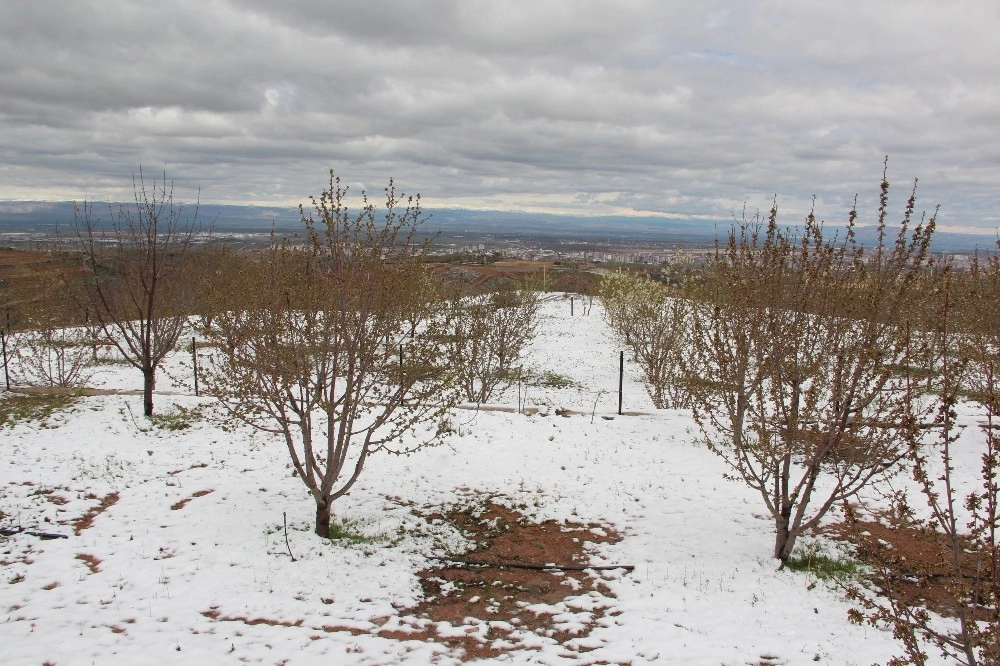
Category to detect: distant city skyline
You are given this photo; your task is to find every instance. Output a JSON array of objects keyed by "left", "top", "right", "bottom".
[
  {"left": 0, "top": 200, "right": 993, "bottom": 254},
  {"left": 2, "top": 2, "right": 999, "bottom": 232}
]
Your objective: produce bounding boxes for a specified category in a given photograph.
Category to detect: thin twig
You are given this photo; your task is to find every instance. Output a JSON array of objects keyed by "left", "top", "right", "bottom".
[
  {"left": 591, "top": 389, "right": 606, "bottom": 424},
  {"left": 124, "top": 401, "right": 142, "bottom": 431},
  {"left": 283, "top": 512, "right": 296, "bottom": 562}
]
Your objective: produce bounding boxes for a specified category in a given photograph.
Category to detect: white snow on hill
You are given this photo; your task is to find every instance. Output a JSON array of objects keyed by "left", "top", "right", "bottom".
[{"left": 1, "top": 295, "right": 943, "bottom": 665}]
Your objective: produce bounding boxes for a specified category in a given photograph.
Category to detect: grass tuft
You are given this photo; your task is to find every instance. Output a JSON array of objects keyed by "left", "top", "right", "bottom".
[
  {"left": 0, "top": 391, "right": 82, "bottom": 428},
  {"left": 531, "top": 370, "right": 576, "bottom": 389},
  {"left": 147, "top": 405, "right": 203, "bottom": 431},
  {"left": 327, "top": 516, "right": 383, "bottom": 546},
  {"left": 784, "top": 544, "right": 862, "bottom": 581}
]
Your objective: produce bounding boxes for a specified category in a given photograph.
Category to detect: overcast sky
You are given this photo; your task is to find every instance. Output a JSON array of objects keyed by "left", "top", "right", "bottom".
[{"left": 1, "top": 1, "right": 998, "bottom": 231}]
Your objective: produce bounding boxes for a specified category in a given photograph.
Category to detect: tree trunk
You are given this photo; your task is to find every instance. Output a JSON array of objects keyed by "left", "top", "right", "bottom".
[
  {"left": 143, "top": 367, "right": 155, "bottom": 416},
  {"left": 774, "top": 517, "right": 796, "bottom": 565},
  {"left": 315, "top": 498, "right": 331, "bottom": 538}
]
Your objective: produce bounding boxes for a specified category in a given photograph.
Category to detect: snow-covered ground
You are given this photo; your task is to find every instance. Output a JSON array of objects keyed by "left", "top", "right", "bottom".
[{"left": 0, "top": 295, "right": 943, "bottom": 665}]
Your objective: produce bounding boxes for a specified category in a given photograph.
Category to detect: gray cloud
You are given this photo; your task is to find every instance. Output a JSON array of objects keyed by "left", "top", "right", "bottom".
[{"left": 1, "top": 0, "right": 997, "bottom": 231}]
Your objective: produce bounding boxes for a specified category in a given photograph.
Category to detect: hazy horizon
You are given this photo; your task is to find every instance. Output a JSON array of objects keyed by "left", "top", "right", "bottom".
[
  {"left": 0, "top": 199, "right": 994, "bottom": 253},
  {"left": 2, "top": 2, "right": 999, "bottom": 232}
]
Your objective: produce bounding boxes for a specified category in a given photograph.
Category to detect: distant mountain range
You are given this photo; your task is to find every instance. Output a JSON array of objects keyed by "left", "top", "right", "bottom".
[{"left": 0, "top": 201, "right": 994, "bottom": 252}]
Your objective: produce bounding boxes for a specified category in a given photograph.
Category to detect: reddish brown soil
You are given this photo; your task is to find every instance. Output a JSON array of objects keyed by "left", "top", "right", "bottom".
[
  {"left": 436, "top": 261, "right": 554, "bottom": 290},
  {"left": 0, "top": 249, "right": 88, "bottom": 285},
  {"left": 202, "top": 609, "right": 305, "bottom": 628},
  {"left": 0, "top": 249, "right": 90, "bottom": 325},
  {"left": 76, "top": 553, "right": 101, "bottom": 574},
  {"left": 170, "top": 489, "right": 215, "bottom": 511},
  {"left": 389, "top": 498, "right": 625, "bottom": 661},
  {"left": 167, "top": 462, "right": 208, "bottom": 476},
  {"left": 825, "top": 517, "right": 999, "bottom": 618},
  {"left": 202, "top": 495, "right": 629, "bottom": 662},
  {"left": 72, "top": 492, "right": 119, "bottom": 535}
]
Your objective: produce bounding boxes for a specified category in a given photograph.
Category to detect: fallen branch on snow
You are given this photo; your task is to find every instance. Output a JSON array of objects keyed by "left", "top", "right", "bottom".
[{"left": 1, "top": 527, "right": 68, "bottom": 539}]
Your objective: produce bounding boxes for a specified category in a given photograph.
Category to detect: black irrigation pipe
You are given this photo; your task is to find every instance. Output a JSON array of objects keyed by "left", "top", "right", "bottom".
[
  {"left": 1, "top": 528, "right": 68, "bottom": 539},
  {"left": 429, "top": 555, "right": 634, "bottom": 573}
]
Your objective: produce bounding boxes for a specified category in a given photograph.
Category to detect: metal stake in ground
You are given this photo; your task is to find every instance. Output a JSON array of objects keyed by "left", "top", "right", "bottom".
[
  {"left": 618, "top": 350, "right": 624, "bottom": 415},
  {"left": 191, "top": 337, "right": 199, "bottom": 397},
  {"left": 1, "top": 329, "right": 9, "bottom": 391},
  {"left": 1, "top": 309, "right": 9, "bottom": 390}
]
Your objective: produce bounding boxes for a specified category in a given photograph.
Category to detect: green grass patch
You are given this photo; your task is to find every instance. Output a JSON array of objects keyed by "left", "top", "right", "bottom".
[
  {"left": 328, "top": 516, "right": 384, "bottom": 546},
  {"left": 92, "top": 355, "right": 131, "bottom": 366},
  {"left": 784, "top": 544, "right": 862, "bottom": 581},
  {"left": 0, "top": 391, "right": 82, "bottom": 428},
  {"left": 531, "top": 370, "right": 576, "bottom": 389},
  {"left": 147, "top": 404, "right": 203, "bottom": 431}
]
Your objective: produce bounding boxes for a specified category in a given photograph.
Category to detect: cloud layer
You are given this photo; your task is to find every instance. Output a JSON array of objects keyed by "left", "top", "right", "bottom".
[{"left": 2, "top": 1, "right": 998, "bottom": 230}]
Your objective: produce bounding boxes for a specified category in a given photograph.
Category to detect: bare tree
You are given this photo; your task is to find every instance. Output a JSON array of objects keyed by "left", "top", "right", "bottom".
[
  {"left": 446, "top": 285, "right": 539, "bottom": 404},
  {"left": 0, "top": 247, "right": 96, "bottom": 388},
  {"left": 13, "top": 275, "right": 94, "bottom": 388},
  {"left": 0, "top": 266, "right": 27, "bottom": 390},
  {"left": 201, "top": 172, "right": 458, "bottom": 537},
  {"left": 598, "top": 271, "right": 689, "bottom": 409},
  {"left": 846, "top": 259, "right": 1000, "bottom": 666},
  {"left": 72, "top": 168, "right": 199, "bottom": 415},
  {"left": 682, "top": 170, "right": 936, "bottom": 564}
]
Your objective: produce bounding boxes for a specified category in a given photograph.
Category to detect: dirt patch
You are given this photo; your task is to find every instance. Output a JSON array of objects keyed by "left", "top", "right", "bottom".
[
  {"left": 202, "top": 609, "right": 370, "bottom": 639},
  {"left": 202, "top": 609, "right": 305, "bottom": 628},
  {"left": 390, "top": 496, "right": 626, "bottom": 661},
  {"left": 29, "top": 486, "right": 70, "bottom": 506},
  {"left": 825, "top": 517, "right": 998, "bottom": 619},
  {"left": 73, "top": 492, "right": 119, "bottom": 535},
  {"left": 76, "top": 553, "right": 101, "bottom": 574},
  {"left": 170, "top": 489, "right": 214, "bottom": 511},
  {"left": 167, "top": 462, "right": 208, "bottom": 476},
  {"left": 202, "top": 495, "right": 629, "bottom": 662},
  {"left": 439, "top": 260, "right": 553, "bottom": 286}
]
